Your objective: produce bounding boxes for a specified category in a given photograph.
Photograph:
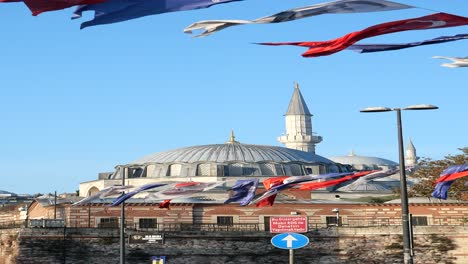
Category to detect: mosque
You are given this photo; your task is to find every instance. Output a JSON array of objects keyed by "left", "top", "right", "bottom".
[{"left": 78, "top": 83, "right": 418, "bottom": 201}]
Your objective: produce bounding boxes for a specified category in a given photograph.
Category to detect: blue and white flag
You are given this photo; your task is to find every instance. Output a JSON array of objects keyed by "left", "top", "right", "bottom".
[
  {"left": 110, "top": 183, "right": 167, "bottom": 206},
  {"left": 224, "top": 179, "right": 259, "bottom": 206},
  {"left": 184, "top": 0, "right": 413, "bottom": 37},
  {"left": 349, "top": 34, "right": 468, "bottom": 53},
  {"left": 73, "top": 0, "right": 242, "bottom": 29},
  {"left": 73, "top": 185, "right": 134, "bottom": 206}
]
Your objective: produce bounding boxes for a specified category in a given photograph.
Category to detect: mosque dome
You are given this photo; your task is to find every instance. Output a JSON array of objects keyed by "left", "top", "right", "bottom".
[
  {"left": 132, "top": 143, "right": 333, "bottom": 165},
  {"left": 328, "top": 150, "right": 398, "bottom": 171},
  {"left": 109, "top": 132, "right": 342, "bottom": 179}
]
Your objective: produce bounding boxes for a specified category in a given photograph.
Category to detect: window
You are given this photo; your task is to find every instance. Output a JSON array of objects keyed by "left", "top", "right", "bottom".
[
  {"left": 196, "top": 164, "right": 211, "bottom": 176},
  {"left": 98, "top": 218, "right": 118, "bottom": 228},
  {"left": 412, "top": 216, "right": 428, "bottom": 226},
  {"left": 326, "top": 216, "right": 341, "bottom": 227},
  {"left": 260, "top": 163, "right": 275, "bottom": 176},
  {"left": 139, "top": 218, "right": 157, "bottom": 229},
  {"left": 168, "top": 164, "right": 182, "bottom": 176},
  {"left": 289, "top": 164, "right": 303, "bottom": 176},
  {"left": 228, "top": 164, "right": 242, "bottom": 176},
  {"left": 217, "top": 216, "right": 233, "bottom": 226}
]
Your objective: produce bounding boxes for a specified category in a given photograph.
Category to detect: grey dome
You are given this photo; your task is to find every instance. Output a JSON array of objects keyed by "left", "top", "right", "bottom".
[
  {"left": 328, "top": 152, "right": 397, "bottom": 167},
  {"left": 131, "top": 143, "right": 334, "bottom": 165}
]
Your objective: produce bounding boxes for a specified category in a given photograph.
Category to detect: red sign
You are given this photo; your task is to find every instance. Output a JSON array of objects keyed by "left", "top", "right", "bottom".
[{"left": 270, "top": 216, "right": 308, "bottom": 233}]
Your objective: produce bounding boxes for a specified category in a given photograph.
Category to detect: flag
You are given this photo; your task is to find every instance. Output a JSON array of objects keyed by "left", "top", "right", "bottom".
[
  {"left": 0, "top": 0, "right": 21, "bottom": 2},
  {"left": 435, "top": 164, "right": 468, "bottom": 183},
  {"left": 224, "top": 179, "right": 259, "bottom": 206},
  {"left": 184, "top": 0, "right": 413, "bottom": 37},
  {"left": 72, "top": 0, "right": 242, "bottom": 30},
  {"left": 72, "top": 185, "right": 134, "bottom": 206},
  {"left": 431, "top": 181, "right": 455, "bottom": 200},
  {"left": 258, "top": 13, "right": 468, "bottom": 58},
  {"left": 110, "top": 183, "right": 167, "bottom": 206},
  {"left": 349, "top": 34, "right": 468, "bottom": 53},
  {"left": 251, "top": 172, "right": 357, "bottom": 206},
  {"left": 145, "top": 181, "right": 224, "bottom": 201},
  {"left": 23, "top": 0, "right": 107, "bottom": 16},
  {"left": 298, "top": 170, "right": 375, "bottom": 190},
  {"left": 431, "top": 164, "right": 468, "bottom": 199},
  {"left": 432, "top": 56, "right": 468, "bottom": 68},
  {"left": 159, "top": 199, "right": 171, "bottom": 209}
]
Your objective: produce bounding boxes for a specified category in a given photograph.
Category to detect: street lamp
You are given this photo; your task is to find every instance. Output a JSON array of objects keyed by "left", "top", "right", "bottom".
[
  {"left": 360, "top": 104, "right": 438, "bottom": 264},
  {"left": 120, "top": 168, "right": 126, "bottom": 264}
]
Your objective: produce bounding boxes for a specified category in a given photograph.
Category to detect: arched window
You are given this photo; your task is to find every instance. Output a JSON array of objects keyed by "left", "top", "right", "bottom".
[
  {"left": 87, "top": 187, "right": 100, "bottom": 196},
  {"left": 228, "top": 163, "right": 243, "bottom": 176},
  {"left": 167, "top": 164, "right": 182, "bottom": 176},
  {"left": 260, "top": 163, "right": 276, "bottom": 176},
  {"left": 289, "top": 164, "right": 303, "bottom": 176},
  {"left": 196, "top": 164, "right": 211, "bottom": 176}
]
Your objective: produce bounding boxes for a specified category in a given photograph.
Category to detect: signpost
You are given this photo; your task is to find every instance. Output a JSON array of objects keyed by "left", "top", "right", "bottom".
[
  {"left": 271, "top": 233, "right": 309, "bottom": 264},
  {"left": 270, "top": 216, "right": 308, "bottom": 233},
  {"left": 129, "top": 233, "right": 164, "bottom": 244}
]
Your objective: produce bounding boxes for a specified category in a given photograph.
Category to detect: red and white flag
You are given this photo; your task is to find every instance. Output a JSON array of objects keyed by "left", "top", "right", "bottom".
[{"left": 259, "top": 13, "right": 468, "bottom": 58}]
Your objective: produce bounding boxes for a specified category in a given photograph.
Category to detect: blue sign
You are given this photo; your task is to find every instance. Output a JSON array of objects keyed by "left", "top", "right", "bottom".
[
  {"left": 151, "top": 256, "right": 166, "bottom": 264},
  {"left": 271, "top": 233, "right": 309, "bottom": 250}
]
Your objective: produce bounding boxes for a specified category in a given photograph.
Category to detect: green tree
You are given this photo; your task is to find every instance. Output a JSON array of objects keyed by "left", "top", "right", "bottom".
[{"left": 409, "top": 148, "right": 468, "bottom": 200}]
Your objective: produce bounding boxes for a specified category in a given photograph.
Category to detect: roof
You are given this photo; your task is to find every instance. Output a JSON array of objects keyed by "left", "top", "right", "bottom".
[
  {"left": 328, "top": 152, "right": 398, "bottom": 166},
  {"left": 129, "top": 142, "right": 334, "bottom": 165},
  {"left": 285, "top": 83, "right": 311, "bottom": 116}
]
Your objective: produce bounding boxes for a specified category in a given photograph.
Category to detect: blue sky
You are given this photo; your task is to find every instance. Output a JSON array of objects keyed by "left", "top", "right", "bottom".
[{"left": 1, "top": 0, "right": 467, "bottom": 194}]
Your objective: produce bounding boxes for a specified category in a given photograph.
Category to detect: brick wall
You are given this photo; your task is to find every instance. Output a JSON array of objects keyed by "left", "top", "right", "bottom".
[{"left": 1, "top": 226, "right": 467, "bottom": 264}]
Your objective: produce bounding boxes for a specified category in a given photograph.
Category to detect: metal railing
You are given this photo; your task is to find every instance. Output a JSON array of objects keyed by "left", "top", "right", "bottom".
[
  {"left": 2, "top": 216, "right": 464, "bottom": 231},
  {"left": 0, "top": 220, "right": 26, "bottom": 229}
]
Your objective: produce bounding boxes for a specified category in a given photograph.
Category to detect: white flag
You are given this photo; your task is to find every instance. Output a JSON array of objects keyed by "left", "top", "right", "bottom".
[
  {"left": 432, "top": 56, "right": 468, "bottom": 68},
  {"left": 184, "top": 0, "right": 413, "bottom": 37}
]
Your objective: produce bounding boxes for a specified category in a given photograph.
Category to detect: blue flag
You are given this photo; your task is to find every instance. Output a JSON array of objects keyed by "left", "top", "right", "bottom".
[
  {"left": 432, "top": 181, "right": 455, "bottom": 200},
  {"left": 110, "top": 183, "right": 166, "bottom": 206},
  {"left": 72, "top": 0, "right": 242, "bottom": 29},
  {"left": 224, "top": 179, "right": 258, "bottom": 206},
  {"left": 348, "top": 34, "right": 468, "bottom": 53}
]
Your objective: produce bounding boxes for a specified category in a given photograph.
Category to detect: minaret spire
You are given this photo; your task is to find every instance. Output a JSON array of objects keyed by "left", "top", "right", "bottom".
[
  {"left": 405, "top": 137, "right": 417, "bottom": 167},
  {"left": 278, "top": 82, "right": 322, "bottom": 153}
]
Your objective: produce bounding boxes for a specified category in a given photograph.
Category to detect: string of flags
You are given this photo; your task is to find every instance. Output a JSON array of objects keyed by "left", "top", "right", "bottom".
[
  {"left": 2, "top": 0, "right": 466, "bottom": 64},
  {"left": 71, "top": 169, "right": 398, "bottom": 208}
]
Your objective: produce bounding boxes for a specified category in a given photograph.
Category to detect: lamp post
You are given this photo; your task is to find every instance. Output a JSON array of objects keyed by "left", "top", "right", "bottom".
[{"left": 360, "top": 104, "right": 438, "bottom": 264}]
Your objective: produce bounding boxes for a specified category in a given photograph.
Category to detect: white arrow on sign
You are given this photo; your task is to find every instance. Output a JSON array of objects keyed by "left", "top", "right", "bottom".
[{"left": 282, "top": 234, "right": 298, "bottom": 248}]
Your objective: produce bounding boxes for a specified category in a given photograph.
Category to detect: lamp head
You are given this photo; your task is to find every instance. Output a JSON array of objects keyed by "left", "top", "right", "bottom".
[
  {"left": 359, "top": 106, "right": 392, "bottom": 113},
  {"left": 403, "top": 104, "right": 438, "bottom": 111}
]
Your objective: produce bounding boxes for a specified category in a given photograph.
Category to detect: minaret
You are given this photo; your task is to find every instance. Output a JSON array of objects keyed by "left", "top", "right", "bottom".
[
  {"left": 405, "top": 138, "right": 417, "bottom": 167},
  {"left": 278, "top": 82, "right": 322, "bottom": 153}
]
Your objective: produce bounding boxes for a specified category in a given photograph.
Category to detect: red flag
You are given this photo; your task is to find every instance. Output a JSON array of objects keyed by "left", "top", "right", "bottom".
[
  {"left": 299, "top": 171, "right": 375, "bottom": 190},
  {"left": 159, "top": 199, "right": 171, "bottom": 209},
  {"left": 23, "top": 0, "right": 107, "bottom": 16},
  {"left": 259, "top": 13, "right": 468, "bottom": 58},
  {"left": 255, "top": 193, "right": 277, "bottom": 207},
  {"left": 256, "top": 177, "right": 286, "bottom": 207},
  {"left": 0, "top": 0, "right": 21, "bottom": 2},
  {"left": 262, "top": 176, "right": 289, "bottom": 190}
]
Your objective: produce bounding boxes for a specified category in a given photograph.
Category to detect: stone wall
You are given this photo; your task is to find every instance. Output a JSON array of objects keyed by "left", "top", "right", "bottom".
[
  {"left": 0, "top": 229, "right": 19, "bottom": 264},
  {"left": 0, "top": 226, "right": 467, "bottom": 264}
]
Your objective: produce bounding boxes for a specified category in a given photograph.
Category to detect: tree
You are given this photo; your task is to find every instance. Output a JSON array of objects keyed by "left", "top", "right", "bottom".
[{"left": 409, "top": 148, "right": 468, "bottom": 201}]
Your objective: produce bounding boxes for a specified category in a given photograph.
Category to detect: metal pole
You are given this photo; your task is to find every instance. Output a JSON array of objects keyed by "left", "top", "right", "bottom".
[
  {"left": 120, "top": 169, "right": 125, "bottom": 264},
  {"left": 54, "top": 191, "right": 57, "bottom": 219},
  {"left": 289, "top": 249, "right": 294, "bottom": 264},
  {"left": 396, "top": 109, "right": 413, "bottom": 264}
]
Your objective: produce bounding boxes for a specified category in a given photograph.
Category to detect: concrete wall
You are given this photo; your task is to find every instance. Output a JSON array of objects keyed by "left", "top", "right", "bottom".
[{"left": 1, "top": 226, "right": 466, "bottom": 264}]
